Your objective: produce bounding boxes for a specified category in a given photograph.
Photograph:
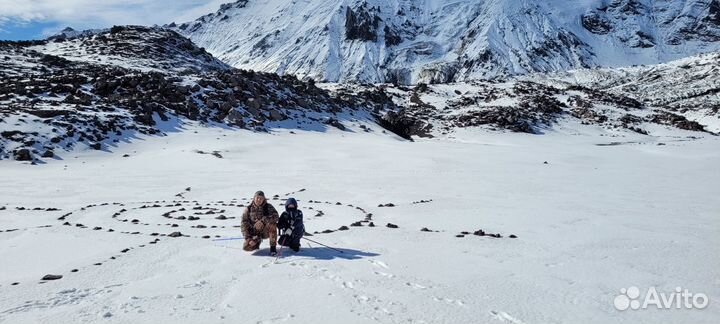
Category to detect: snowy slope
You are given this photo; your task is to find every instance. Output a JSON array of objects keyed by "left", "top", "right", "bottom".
[
  {"left": 0, "top": 125, "right": 718, "bottom": 324},
  {"left": 172, "top": 0, "right": 720, "bottom": 84},
  {"left": 0, "top": 26, "right": 397, "bottom": 162},
  {"left": 520, "top": 51, "right": 720, "bottom": 133}
]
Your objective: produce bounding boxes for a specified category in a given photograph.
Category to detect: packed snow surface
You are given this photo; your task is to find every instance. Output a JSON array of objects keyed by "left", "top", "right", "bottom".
[{"left": 1, "top": 124, "right": 718, "bottom": 323}]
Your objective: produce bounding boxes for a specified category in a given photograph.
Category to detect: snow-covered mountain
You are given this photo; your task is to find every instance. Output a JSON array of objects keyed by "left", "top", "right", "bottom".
[
  {"left": 2, "top": 23, "right": 718, "bottom": 162},
  {"left": 171, "top": 0, "right": 720, "bottom": 84}
]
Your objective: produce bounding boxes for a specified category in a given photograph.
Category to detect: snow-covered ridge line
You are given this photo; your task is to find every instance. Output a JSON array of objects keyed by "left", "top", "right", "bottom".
[{"left": 171, "top": 0, "right": 720, "bottom": 84}]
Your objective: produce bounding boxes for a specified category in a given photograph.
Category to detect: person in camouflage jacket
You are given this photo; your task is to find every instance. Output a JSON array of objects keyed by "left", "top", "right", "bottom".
[{"left": 241, "top": 191, "right": 279, "bottom": 255}]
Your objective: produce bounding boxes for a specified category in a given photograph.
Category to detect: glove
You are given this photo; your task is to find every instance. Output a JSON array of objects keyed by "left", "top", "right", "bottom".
[
  {"left": 283, "top": 228, "right": 292, "bottom": 236},
  {"left": 254, "top": 221, "right": 264, "bottom": 231}
]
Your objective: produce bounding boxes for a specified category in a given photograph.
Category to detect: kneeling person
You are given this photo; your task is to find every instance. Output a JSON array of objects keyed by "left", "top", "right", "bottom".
[
  {"left": 278, "top": 197, "right": 304, "bottom": 252},
  {"left": 241, "top": 191, "right": 279, "bottom": 256}
]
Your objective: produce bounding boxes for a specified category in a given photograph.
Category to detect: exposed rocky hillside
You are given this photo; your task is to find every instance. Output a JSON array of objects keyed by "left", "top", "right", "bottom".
[
  {"left": 339, "top": 52, "right": 720, "bottom": 138},
  {"left": 0, "top": 26, "right": 395, "bottom": 163}
]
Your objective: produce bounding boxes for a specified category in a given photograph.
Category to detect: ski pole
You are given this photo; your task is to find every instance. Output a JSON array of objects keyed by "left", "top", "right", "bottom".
[{"left": 302, "top": 237, "right": 344, "bottom": 253}]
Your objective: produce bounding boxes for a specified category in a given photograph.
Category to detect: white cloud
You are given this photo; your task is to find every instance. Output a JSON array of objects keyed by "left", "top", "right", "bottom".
[{"left": 0, "top": 0, "right": 229, "bottom": 31}]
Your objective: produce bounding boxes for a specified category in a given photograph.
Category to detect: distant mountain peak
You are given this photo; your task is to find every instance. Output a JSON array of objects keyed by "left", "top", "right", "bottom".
[{"left": 170, "top": 0, "right": 720, "bottom": 85}]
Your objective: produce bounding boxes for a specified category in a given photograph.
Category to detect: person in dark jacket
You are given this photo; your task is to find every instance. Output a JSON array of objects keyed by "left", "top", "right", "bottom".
[{"left": 277, "top": 197, "right": 304, "bottom": 252}]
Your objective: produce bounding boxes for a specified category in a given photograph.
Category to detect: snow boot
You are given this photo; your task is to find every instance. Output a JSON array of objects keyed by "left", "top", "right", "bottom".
[
  {"left": 290, "top": 243, "right": 300, "bottom": 252},
  {"left": 270, "top": 246, "right": 277, "bottom": 256}
]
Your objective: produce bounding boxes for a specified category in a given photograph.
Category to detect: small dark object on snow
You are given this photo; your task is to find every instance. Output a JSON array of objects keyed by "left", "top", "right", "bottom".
[
  {"left": 368, "top": 222, "right": 375, "bottom": 227},
  {"left": 321, "top": 229, "right": 335, "bottom": 234},
  {"left": 544, "top": 161, "right": 549, "bottom": 164},
  {"left": 215, "top": 215, "right": 227, "bottom": 220},
  {"left": 93, "top": 227, "right": 102, "bottom": 230},
  {"left": 509, "top": 234, "right": 518, "bottom": 238},
  {"left": 14, "top": 148, "right": 32, "bottom": 161},
  {"left": 378, "top": 203, "right": 396, "bottom": 207},
  {"left": 420, "top": 227, "right": 432, "bottom": 232},
  {"left": 63, "top": 222, "right": 71, "bottom": 226},
  {"left": 202, "top": 235, "right": 210, "bottom": 239},
  {"left": 107, "top": 229, "right": 114, "bottom": 232},
  {"left": 456, "top": 234, "right": 465, "bottom": 238},
  {"left": 461, "top": 231, "right": 470, "bottom": 235},
  {"left": 188, "top": 216, "right": 200, "bottom": 221},
  {"left": 70, "top": 269, "right": 78, "bottom": 273},
  {"left": 338, "top": 226, "right": 349, "bottom": 231},
  {"left": 121, "top": 248, "right": 130, "bottom": 253},
  {"left": 42, "top": 274, "right": 62, "bottom": 280},
  {"left": 350, "top": 221, "right": 363, "bottom": 227},
  {"left": 386, "top": 223, "right": 399, "bottom": 229},
  {"left": 168, "top": 231, "right": 182, "bottom": 237},
  {"left": 122, "top": 154, "right": 130, "bottom": 157},
  {"left": 11, "top": 282, "right": 19, "bottom": 286},
  {"left": 473, "top": 229, "right": 485, "bottom": 236}
]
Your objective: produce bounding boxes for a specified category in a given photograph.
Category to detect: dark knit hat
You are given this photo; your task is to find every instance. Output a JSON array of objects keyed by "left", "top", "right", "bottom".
[{"left": 254, "top": 190, "right": 265, "bottom": 197}]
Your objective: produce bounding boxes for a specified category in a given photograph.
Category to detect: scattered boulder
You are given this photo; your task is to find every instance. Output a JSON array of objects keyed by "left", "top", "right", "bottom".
[
  {"left": 41, "top": 274, "right": 63, "bottom": 281},
  {"left": 168, "top": 231, "right": 182, "bottom": 237},
  {"left": 14, "top": 149, "right": 32, "bottom": 161},
  {"left": 386, "top": 223, "right": 399, "bottom": 229}
]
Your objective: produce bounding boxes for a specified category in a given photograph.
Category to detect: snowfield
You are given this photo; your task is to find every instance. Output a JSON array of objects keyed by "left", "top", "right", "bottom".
[{"left": 1, "top": 123, "right": 718, "bottom": 323}]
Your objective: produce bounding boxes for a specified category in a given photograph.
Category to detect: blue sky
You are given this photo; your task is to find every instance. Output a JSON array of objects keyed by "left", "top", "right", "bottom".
[{"left": 0, "top": 0, "right": 229, "bottom": 40}]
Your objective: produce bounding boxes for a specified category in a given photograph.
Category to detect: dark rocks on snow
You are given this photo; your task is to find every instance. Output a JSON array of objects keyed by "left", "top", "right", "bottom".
[
  {"left": 420, "top": 227, "right": 432, "bottom": 232},
  {"left": 509, "top": 234, "right": 518, "bottom": 238},
  {"left": 14, "top": 148, "right": 32, "bottom": 161},
  {"left": 350, "top": 221, "right": 363, "bottom": 227},
  {"left": 648, "top": 112, "right": 707, "bottom": 132},
  {"left": 41, "top": 274, "right": 63, "bottom": 280},
  {"left": 345, "top": 4, "right": 381, "bottom": 42},
  {"left": 386, "top": 223, "right": 399, "bottom": 229},
  {"left": 168, "top": 231, "right": 183, "bottom": 237},
  {"left": 338, "top": 226, "right": 350, "bottom": 231},
  {"left": 215, "top": 215, "right": 228, "bottom": 220}
]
